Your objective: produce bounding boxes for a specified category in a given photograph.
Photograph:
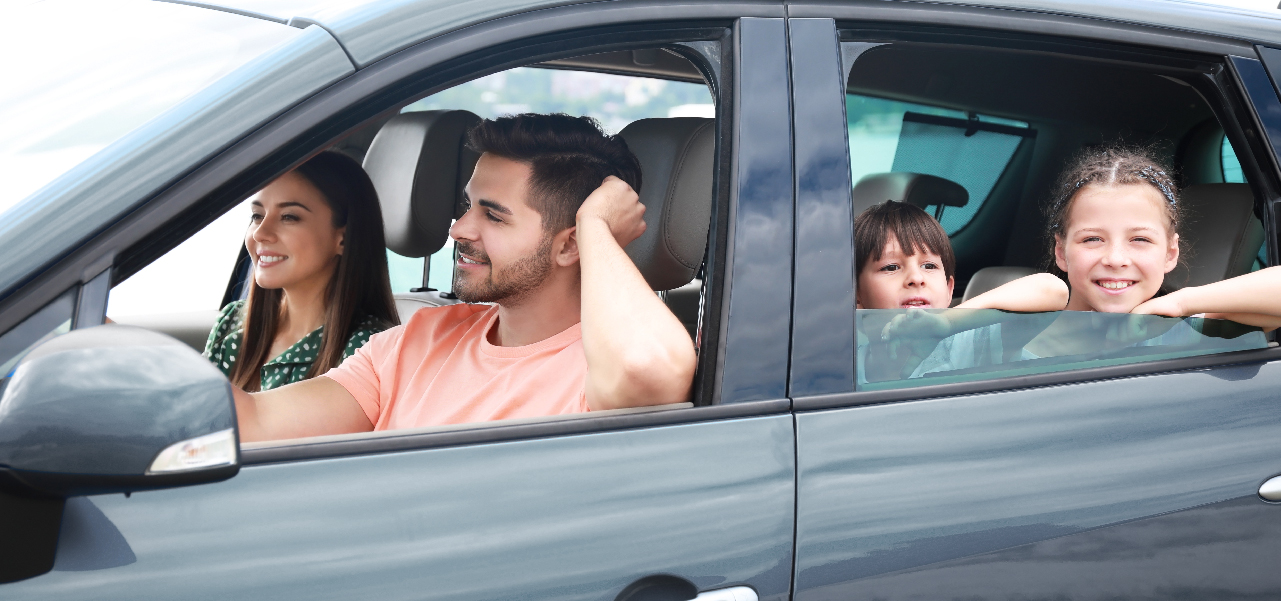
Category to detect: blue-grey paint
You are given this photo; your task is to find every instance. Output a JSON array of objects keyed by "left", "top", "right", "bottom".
[
  {"left": 836, "top": 495, "right": 1281, "bottom": 599},
  {"left": 787, "top": 18, "right": 855, "bottom": 398},
  {"left": 0, "top": 326, "right": 232, "bottom": 477},
  {"left": 719, "top": 18, "right": 794, "bottom": 403},
  {"left": 6, "top": 416, "right": 796, "bottom": 601},
  {"left": 199, "top": 0, "right": 1280, "bottom": 68},
  {"left": 793, "top": 360, "right": 1281, "bottom": 600},
  {"left": 0, "top": 25, "right": 353, "bottom": 301}
]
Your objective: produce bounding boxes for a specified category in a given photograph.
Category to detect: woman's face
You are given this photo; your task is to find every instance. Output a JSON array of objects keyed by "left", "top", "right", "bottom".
[
  {"left": 1055, "top": 183, "right": 1179, "bottom": 313},
  {"left": 246, "top": 172, "right": 345, "bottom": 294}
]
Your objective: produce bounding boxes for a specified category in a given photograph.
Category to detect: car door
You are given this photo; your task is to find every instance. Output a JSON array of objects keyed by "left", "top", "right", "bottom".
[
  {"left": 785, "top": 8, "right": 1281, "bottom": 601},
  {"left": 0, "top": 6, "right": 799, "bottom": 601}
]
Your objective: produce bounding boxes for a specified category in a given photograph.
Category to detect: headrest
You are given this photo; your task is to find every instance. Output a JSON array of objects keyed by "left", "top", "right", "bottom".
[
  {"left": 962, "top": 266, "right": 1037, "bottom": 302},
  {"left": 618, "top": 117, "right": 716, "bottom": 291},
  {"left": 852, "top": 172, "right": 968, "bottom": 218},
  {"left": 362, "top": 110, "right": 481, "bottom": 258},
  {"left": 1168, "top": 183, "right": 1264, "bottom": 290}
]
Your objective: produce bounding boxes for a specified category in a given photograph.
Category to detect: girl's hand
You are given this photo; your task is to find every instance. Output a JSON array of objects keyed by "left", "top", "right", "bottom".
[
  {"left": 1131, "top": 292, "right": 1187, "bottom": 317},
  {"left": 882, "top": 308, "right": 951, "bottom": 341}
]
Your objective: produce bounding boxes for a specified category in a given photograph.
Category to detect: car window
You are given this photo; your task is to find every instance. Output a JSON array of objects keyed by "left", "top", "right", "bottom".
[
  {"left": 847, "top": 94, "right": 1030, "bottom": 234},
  {"left": 843, "top": 39, "right": 1271, "bottom": 393},
  {"left": 857, "top": 309, "right": 1268, "bottom": 391},
  {"left": 1222, "top": 135, "right": 1245, "bottom": 183}
]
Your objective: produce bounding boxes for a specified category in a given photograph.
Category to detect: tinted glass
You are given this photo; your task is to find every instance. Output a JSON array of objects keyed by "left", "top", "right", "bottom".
[
  {"left": 1222, "top": 135, "right": 1245, "bottom": 183},
  {"left": 846, "top": 94, "right": 1030, "bottom": 234},
  {"left": 856, "top": 309, "right": 1268, "bottom": 391}
]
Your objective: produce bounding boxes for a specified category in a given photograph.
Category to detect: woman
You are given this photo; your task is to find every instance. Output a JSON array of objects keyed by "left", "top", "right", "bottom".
[{"left": 204, "top": 151, "right": 399, "bottom": 391}]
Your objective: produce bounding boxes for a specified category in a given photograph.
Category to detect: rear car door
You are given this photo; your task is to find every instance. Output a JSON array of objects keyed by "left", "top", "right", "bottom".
[
  {"left": 786, "top": 7, "right": 1281, "bottom": 600},
  {"left": 1, "top": 4, "right": 798, "bottom": 600}
]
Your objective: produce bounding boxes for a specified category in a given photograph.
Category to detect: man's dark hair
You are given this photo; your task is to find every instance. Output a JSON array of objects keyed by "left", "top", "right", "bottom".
[
  {"left": 855, "top": 201, "right": 956, "bottom": 279},
  {"left": 467, "top": 113, "right": 643, "bottom": 233}
]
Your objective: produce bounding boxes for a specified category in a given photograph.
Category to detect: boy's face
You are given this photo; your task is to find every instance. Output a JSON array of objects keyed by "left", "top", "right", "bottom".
[{"left": 857, "top": 235, "right": 954, "bottom": 309}]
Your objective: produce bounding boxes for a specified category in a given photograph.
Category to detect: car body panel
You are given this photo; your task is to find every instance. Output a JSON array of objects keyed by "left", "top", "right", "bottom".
[
  {"left": 5, "top": 416, "right": 796, "bottom": 601},
  {"left": 793, "top": 361, "right": 1281, "bottom": 600},
  {"left": 198, "top": 0, "right": 1281, "bottom": 66},
  {"left": 0, "top": 6, "right": 353, "bottom": 300}
]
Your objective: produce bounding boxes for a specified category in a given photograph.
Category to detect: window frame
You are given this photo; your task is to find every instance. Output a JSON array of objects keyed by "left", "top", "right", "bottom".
[
  {"left": 787, "top": 9, "right": 1281, "bottom": 412},
  {"left": 0, "top": 5, "right": 804, "bottom": 462}
]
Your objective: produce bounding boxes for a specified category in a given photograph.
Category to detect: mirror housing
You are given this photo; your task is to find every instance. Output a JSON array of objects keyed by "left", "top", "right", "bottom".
[{"left": 0, "top": 324, "right": 239, "bottom": 497}]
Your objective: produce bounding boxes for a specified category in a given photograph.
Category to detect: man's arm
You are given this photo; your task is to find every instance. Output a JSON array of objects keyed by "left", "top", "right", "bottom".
[
  {"left": 234, "top": 376, "right": 373, "bottom": 442},
  {"left": 577, "top": 176, "right": 698, "bottom": 411}
]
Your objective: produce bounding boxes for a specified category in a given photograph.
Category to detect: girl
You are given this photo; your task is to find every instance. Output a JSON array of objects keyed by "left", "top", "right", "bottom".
[
  {"left": 1046, "top": 146, "right": 1281, "bottom": 327},
  {"left": 204, "top": 151, "right": 400, "bottom": 391}
]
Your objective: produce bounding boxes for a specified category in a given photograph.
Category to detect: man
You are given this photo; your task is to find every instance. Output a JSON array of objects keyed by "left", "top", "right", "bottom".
[{"left": 233, "top": 114, "right": 697, "bottom": 442}]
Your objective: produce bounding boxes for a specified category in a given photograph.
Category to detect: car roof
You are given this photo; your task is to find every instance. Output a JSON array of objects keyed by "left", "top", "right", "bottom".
[{"left": 184, "top": 0, "right": 1281, "bottom": 68}]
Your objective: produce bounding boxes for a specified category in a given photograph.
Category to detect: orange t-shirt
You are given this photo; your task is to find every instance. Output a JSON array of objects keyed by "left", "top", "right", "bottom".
[{"left": 324, "top": 304, "right": 588, "bottom": 430}]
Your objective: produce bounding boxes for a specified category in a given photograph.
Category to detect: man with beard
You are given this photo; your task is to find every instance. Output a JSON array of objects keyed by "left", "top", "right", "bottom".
[{"left": 232, "top": 114, "right": 697, "bottom": 441}]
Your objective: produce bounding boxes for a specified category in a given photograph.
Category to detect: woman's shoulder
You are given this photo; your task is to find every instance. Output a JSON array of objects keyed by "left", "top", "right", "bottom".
[{"left": 209, "top": 300, "right": 246, "bottom": 339}]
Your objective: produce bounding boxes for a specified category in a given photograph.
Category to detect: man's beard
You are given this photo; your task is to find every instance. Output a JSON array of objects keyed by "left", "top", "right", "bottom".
[{"left": 452, "top": 237, "right": 554, "bottom": 304}]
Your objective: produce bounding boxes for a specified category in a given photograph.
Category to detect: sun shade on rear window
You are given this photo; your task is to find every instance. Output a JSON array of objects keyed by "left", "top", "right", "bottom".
[
  {"left": 856, "top": 309, "right": 1269, "bottom": 391},
  {"left": 847, "top": 94, "right": 1032, "bottom": 235}
]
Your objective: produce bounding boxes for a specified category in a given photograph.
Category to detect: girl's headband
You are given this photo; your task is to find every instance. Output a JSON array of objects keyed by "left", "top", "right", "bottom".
[{"left": 1050, "top": 166, "right": 1177, "bottom": 231}]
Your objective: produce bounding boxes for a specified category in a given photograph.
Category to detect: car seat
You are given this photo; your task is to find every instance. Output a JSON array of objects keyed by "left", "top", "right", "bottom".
[
  {"left": 961, "top": 183, "right": 1265, "bottom": 302},
  {"left": 363, "top": 111, "right": 716, "bottom": 325},
  {"left": 852, "top": 172, "right": 968, "bottom": 219}
]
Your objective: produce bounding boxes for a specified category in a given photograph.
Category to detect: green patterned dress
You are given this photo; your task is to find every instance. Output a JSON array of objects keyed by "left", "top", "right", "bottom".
[{"left": 203, "top": 300, "right": 389, "bottom": 390}]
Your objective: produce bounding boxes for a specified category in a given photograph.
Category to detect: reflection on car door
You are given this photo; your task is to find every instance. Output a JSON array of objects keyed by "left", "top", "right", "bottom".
[{"left": 4, "top": 414, "right": 793, "bottom": 601}]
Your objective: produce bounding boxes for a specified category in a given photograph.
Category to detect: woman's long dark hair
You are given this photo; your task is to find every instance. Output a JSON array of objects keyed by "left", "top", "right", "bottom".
[{"left": 230, "top": 151, "right": 399, "bottom": 391}]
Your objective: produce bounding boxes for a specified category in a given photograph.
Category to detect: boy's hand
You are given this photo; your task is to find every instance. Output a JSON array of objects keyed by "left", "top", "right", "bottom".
[{"left": 576, "top": 176, "right": 646, "bottom": 247}]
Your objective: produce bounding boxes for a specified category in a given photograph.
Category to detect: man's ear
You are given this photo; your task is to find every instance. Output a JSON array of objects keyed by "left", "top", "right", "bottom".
[{"left": 553, "top": 226, "right": 579, "bottom": 267}]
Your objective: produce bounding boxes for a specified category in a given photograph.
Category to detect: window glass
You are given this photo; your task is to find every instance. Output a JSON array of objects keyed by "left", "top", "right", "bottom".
[
  {"left": 847, "top": 94, "right": 1030, "bottom": 234},
  {"left": 856, "top": 309, "right": 1267, "bottom": 391},
  {"left": 0, "top": 291, "right": 75, "bottom": 381},
  {"left": 1222, "top": 135, "right": 1245, "bottom": 183},
  {"left": 387, "top": 240, "right": 455, "bottom": 293}
]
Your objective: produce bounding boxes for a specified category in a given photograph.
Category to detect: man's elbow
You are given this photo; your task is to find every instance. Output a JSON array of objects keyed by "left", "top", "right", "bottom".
[{"left": 592, "top": 346, "right": 696, "bottom": 410}]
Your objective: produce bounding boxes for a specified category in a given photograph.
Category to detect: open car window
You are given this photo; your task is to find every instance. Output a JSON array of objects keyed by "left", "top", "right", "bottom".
[{"left": 857, "top": 309, "right": 1269, "bottom": 391}]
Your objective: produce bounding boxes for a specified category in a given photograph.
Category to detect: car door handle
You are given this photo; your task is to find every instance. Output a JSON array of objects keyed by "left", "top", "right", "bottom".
[
  {"left": 693, "top": 587, "right": 758, "bottom": 601},
  {"left": 1261, "top": 475, "right": 1281, "bottom": 501}
]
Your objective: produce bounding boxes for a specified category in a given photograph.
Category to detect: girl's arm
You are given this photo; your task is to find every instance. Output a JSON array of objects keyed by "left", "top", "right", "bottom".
[
  {"left": 1133, "top": 266, "right": 1281, "bottom": 330},
  {"left": 956, "top": 273, "right": 1069, "bottom": 312}
]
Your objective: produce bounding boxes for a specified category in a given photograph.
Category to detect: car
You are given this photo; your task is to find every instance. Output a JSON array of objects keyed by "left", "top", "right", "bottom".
[{"left": 3, "top": 0, "right": 1281, "bottom": 599}]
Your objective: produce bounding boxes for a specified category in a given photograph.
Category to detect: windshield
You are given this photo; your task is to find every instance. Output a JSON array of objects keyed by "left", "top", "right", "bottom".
[
  {"left": 857, "top": 309, "right": 1269, "bottom": 391},
  {"left": 0, "top": 0, "right": 297, "bottom": 215}
]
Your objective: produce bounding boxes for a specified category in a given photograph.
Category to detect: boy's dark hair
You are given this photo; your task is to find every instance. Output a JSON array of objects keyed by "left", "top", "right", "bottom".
[
  {"left": 855, "top": 201, "right": 955, "bottom": 279},
  {"left": 467, "top": 113, "right": 643, "bottom": 234}
]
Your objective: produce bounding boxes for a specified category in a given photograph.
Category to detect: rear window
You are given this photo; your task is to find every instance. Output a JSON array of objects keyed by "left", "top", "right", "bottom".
[{"left": 846, "top": 94, "right": 1031, "bottom": 234}]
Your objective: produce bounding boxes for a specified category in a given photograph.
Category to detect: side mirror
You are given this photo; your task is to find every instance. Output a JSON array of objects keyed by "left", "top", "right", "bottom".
[{"left": 0, "top": 324, "right": 238, "bottom": 583}]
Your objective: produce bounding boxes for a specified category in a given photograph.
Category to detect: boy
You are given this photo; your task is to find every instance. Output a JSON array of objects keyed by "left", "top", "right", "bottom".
[{"left": 855, "top": 201, "right": 1067, "bottom": 382}]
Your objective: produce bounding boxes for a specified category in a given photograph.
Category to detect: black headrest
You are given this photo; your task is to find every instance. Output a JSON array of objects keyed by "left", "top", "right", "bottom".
[
  {"left": 618, "top": 118, "right": 716, "bottom": 291},
  {"left": 362, "top": 110, "right": 481, "bottom": 258},
  {"left": 1168, "top": 183, "right": 1264, "bottom": 290},
  {"left": 852, "top": 172, "right": 968, "bottom": 218}
]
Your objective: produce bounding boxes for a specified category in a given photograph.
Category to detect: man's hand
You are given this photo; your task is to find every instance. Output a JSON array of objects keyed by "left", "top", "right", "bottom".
[{"left": 576, "top": 175, "right": 647, "bottom": 248}]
